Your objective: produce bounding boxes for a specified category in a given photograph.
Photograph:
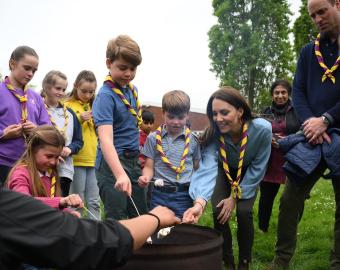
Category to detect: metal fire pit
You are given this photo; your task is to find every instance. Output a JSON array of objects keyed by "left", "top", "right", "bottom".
[{"left": 117, "top": 224, "right": 223, "bottom": 270}]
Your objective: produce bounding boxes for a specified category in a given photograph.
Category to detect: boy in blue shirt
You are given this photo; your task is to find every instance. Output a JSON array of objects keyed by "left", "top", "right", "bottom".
[
  {"left": 138, "top": 90, "right": 201, "bottom": 218},
  {"left": 93, "top": 35, "right": 147, "bottom": 220}
]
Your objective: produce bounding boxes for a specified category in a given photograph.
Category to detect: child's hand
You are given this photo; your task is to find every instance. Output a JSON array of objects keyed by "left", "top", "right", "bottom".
[
  {"left": 80, "top": 111, "right": 92, "bottom": 122},
  {"left": 115, "top": 175, "right": 132, "bottom": 196},
  {"left": 1, "top": 124, "right": 23, "bottom": 140},
  {"left": 60, "top": 194, "right": 84, "bottom": 208},
  {"left": 22, "top": 120, "right": 37, "bottom": 135},
  {"left": 61, "top": 147, "right": 72, "bottom": 157},
  {"left": 69, "top": 210, "right": 81, "bottom": 218},
  {"left": 138, "top": 175, "right": 150, "bottom": 188}
]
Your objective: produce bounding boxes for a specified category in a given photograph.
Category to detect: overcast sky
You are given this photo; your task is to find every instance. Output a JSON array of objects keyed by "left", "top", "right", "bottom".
[{"left": 1, "top": 0, "right": 301, "bottom": 110}]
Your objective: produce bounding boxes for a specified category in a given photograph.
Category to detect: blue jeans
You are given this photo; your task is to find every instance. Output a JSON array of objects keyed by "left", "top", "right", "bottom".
[
  {"left": 70, "top": 166, "right": 101, "bottom": 220},
  {"left": 151, "top": 188, "right": 193, "bottom": 218}
]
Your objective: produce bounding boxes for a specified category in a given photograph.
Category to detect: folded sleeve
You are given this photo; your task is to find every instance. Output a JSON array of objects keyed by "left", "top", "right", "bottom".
[{"left": 189, "top": 143, "right": 219, "bottom": 202}]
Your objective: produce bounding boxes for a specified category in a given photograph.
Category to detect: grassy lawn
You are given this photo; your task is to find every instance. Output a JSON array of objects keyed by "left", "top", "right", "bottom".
[{"left": 198, "top": 179, "right": 336, "bottom": 270}]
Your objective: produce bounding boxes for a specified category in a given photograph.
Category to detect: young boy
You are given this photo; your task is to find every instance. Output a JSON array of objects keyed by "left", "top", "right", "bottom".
[
  {"left": 139, "top": 110, "right": 155, "bottom": 169},
  {"left": 92, "top": 35, "right": 147, "bottom": 220},
  {"left": 138, "top": 90, "right": 201, "bottom": 218}
]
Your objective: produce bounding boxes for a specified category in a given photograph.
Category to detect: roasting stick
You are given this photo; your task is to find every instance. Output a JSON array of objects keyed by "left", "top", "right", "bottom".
[
  {"left": 83, "top": 205, "right": 100, "bottom": 220},
  {"left": 128, "top": 196, "right": 153, "bottom": 244}
]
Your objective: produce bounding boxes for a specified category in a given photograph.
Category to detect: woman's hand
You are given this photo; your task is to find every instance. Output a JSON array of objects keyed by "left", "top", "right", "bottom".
[
  {"left": 59, "top": 194, "right": 84, "bottom": 208},
  {"left": 216, "top": 196, "right": 236, "bottom": 224},
  {"left": 182, "top": 203, "right": 203, "bottom": 224}
]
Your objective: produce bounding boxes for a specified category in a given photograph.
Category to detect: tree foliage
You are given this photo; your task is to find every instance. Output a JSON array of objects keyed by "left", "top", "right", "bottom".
[
  {"left": 293, "top": 0, "right": 317, "bottom": 58},
  {"left": 208, "top": 0, "right": 294, "bottom": 110}
]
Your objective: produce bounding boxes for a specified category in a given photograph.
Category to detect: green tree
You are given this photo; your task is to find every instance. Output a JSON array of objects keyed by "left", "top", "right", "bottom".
[
  {"left": 208, "top": 0, "right": 294, "bottom": 110},
  {"left": 293, "top": 0, "right": 317, "bottom": 57}
]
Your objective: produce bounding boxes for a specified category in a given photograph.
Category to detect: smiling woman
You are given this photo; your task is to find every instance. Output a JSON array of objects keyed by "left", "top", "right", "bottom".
[{"left": 183, "top": 86, "right": 272, "bottom": 269}]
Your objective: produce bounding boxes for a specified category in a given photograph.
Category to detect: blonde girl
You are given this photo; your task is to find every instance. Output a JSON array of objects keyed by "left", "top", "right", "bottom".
[
  {"left": 6, "top": 125, "right": 83, "bottom": 213},
  {"left": 41, "top": 71, "right": 83, "bottom": 196},
  {"left": 65, "top": 70, "right": 100, "bottom": 220}
]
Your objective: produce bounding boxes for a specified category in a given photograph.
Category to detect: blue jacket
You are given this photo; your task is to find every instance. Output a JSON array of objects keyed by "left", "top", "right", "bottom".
[{"left": 278, "top": 129, "right": 340, "bottom": 183}]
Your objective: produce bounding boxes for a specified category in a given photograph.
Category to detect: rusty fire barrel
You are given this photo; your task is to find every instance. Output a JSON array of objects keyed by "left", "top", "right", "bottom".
[{"left": 117, "top": 224, "right": 223, "bottom": 270}]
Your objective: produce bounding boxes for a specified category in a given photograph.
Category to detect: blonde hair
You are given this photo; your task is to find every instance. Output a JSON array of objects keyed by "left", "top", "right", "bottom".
[
  {"left": 7, "top": 125, "right": 65, "bottom": 197},
  {"left": 41, "top": 70, "right": 67, "bottom": 98},
  {"left": 106, "top": 35, "right": 142, "bottom": 66},
  {"left": 68, "top": 70, "right": 97, "bottom": 105},
  {"left": 162, "top": 90, "right": 191, "bottom": 115}
]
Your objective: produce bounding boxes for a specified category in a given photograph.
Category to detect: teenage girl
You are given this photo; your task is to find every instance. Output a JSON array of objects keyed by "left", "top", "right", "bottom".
[
  {"left": 6, "top": 125, "right": 84, "bottom": 214},
  {"left": 41, "top": 70, "right": 83, "bottom": 196},
  {"left": 65, "top": 70, "right": 101, "bottom": 220},
  {"left": 0, "top": 46, "right": 50, "bottom": 185}
]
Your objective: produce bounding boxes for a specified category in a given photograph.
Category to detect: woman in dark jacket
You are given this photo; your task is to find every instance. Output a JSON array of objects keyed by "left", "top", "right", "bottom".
[{"left": 258, "top": 79, "right": 300, "bottom": 233}]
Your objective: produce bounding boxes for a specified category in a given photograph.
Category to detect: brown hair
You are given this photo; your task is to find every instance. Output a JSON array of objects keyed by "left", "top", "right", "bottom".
[
  {"left": 7, "top": 125, "right": 65, "bottom": 197},
  {"left": 9, "top": 46, "right": 39, "bottom": 70},
  {"left": 68, "top": 70, "right": 97, "bottom": 105},
  {"left": 162, "top": 90, "right": 191, "bottom": 115},
  {"left": 201, "top": 86, "right": 253, "bottom": 146},
  {"left": 41, "top": 70, "right": 67, "bottom": 98},
  {"left": 106, "top": 35, "right": 142, "bottom": 66}
]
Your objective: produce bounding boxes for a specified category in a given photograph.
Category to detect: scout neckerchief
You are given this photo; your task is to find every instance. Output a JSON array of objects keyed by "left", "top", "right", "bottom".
[
  {"left": 44, "top": 102, "right": 69, "bottom": 137},
  {"left": 78, "top": 99, "right": 94, "bottom": 128},
  {"left": 104, "top": 75, "right": 142, "bottom": 127},
  {"left": 4, "top": 76, "right": 29, "bottom": 122},
  {"left": 47, "top": 169, "right": 57, "bottom": 198},
  {"left": 314, "top": 33, "right": 340, "bottom": 84},
  {"left": 219, "top": 122, "right": 248, "bottom": 199},
  {"left": 155, "top": 124, "right": 191, "bottom": 180}
]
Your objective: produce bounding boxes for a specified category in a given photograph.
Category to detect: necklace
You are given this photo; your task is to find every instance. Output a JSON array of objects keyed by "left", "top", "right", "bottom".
[
  {"left": 45, "top": 102, "right": 69, "bottom": 136},
  {"left": 104, "top": 75, "right": 142, "bottom": 127},
  {"left": 155, "top": 124, "right": 191, "bottom": 180},
  {"left": 314, "top": 33, "right": 340, "bottom": 84},
  {"left": 4, "top": 76, "right": 28, "bottom": 122},
  {"left": 219, "top": 122, "right": 248, "bottom": 199}
]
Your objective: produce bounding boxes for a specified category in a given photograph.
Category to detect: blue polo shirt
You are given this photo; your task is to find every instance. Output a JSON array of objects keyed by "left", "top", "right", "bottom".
[
  {"left": 93, "top": 82, "right": 140, "bottom": 168},
  {"left": 293, "top": 34, "right": 340, "bottom": 127}
]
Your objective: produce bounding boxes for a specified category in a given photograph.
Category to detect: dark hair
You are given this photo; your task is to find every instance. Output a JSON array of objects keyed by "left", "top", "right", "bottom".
[
  {"left": 270, "top": 79, "right": 292, "bottom": 96},
  {"left": 9, "top": 46, "right": 39, "bottom": 70},
  {"left": 162, "top": 90, "right": 190, "bottom": 115},
  {"left": 201, "top": 86, "right": 253, "bottom": 146},
  {"left": 142, "top": 110, "right": 155, "bottom": 123}
]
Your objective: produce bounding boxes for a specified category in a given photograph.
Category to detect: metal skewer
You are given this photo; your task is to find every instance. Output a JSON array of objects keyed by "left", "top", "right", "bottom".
[{"left": 83, "top": 206, "right": 99, "bottom": 220}]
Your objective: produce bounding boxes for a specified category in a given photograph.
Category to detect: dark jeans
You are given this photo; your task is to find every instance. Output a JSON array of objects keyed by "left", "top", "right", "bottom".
[
  {"left": 60, "top": 177, "right": 72, "bottom": 197},
  {"left": 274, "top": 161, "right": 340, "bottom": 269},
  {"left": 0, "top": 165, "right": 11, "bottom": 187},
  {"left": 96, "top": 155, "right": 147, "bottom": 220},
  {"left": 258, "top": 181, "right": 281, "bottom": 232},
  {"left": 211, "top": 165, "right": 256, "bottom": 264}
]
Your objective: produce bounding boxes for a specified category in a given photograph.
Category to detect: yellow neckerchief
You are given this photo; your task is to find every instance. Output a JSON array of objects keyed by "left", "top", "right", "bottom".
[
  {"left": 4, "top": 76, "right": 29, "bottom": 122},
  {"left": 314, "top": 33, "right": 340, "bottom": 84},
  {"left": 39, "top": 169, "right": 56, "bottom": 198},
  {"left": 219, "top": 122, "right": 248, "bottom": 199},
  {"left": 155, "top": 124, "right": 191, "bottom": 180},
  {"left": 44, "top": 101, "right": 69, "bottom": 137},
  {"left": 77, "top": 99, "right": 94, "bottom": 128},
  {"left": 104, "top": 75, "right": 142, "bottom": 127}
]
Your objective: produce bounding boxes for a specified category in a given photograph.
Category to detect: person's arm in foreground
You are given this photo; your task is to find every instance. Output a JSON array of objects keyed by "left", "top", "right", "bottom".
[{"left": 0, "top": 188, "right": 179, "bottom": 270}]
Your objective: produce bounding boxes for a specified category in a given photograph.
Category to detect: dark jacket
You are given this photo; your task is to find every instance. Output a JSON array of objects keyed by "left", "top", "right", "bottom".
[
  {"left": 261, "top": 100, "right": 301, "bottom": 135},
  {"left": 0, "top": 188, "right": 133, "bottom": 270},
  {"left": 67, "top": 107, "right": 83, "bottom": 154},
  {"left": 278, "top": 129, "right": 340, "bottom": 183}
]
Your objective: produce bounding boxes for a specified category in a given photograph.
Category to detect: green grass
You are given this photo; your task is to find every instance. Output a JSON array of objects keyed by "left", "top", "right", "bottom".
[{"left": 198, "top": 179, "right": 335, "bottom": 269}]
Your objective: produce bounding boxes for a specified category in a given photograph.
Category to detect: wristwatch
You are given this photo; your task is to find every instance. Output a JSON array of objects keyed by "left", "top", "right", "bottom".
[{"left": 321, "top": 115, "right": 330, "bottom": 126}]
